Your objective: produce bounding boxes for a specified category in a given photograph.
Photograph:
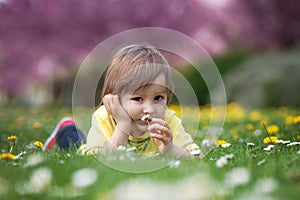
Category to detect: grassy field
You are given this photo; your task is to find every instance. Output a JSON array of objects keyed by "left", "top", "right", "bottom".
[{"left": 0, "top": 103, "right": 299, "bottom": 200}]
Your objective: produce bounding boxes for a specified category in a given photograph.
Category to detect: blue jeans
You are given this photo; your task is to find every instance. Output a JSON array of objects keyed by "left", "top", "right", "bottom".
[{"left": 56, "top": 125, "right": 86, "bottom": 150}]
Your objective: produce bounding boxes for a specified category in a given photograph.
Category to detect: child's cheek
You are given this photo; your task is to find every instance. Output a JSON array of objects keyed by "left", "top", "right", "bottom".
[
  {"left": 155, "top": 105, "right": 166, "bottom": 117},
  {"left": 126, "top": 104, "right": 140, "bottom": 118}
]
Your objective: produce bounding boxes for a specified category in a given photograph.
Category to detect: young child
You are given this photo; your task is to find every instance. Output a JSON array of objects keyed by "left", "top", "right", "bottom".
[{"left": 44, "top": 43, "right": 200, "bottom": 158}]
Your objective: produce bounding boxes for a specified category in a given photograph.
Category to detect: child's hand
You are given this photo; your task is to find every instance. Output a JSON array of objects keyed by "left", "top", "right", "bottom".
[
  {"left": 148, "top": 118, "right": 173, "bottom": 155},
  {"left": 102, "top": 94, "right": 131, "bottom": 147},
  {"left": 102, "top": 94, "right": 131, "bottom": 126}
]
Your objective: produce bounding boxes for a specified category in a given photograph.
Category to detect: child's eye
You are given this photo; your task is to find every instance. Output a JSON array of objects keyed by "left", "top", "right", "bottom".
[
  {"left": 154, "top": 95, "right": 164, "bottom": 101},
  {"left": 131, "top": 97, "right": 143, "bottom": 102}
]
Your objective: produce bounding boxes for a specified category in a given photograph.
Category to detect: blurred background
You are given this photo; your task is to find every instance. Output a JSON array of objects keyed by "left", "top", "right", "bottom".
[{"left": 0, "top": 0, "right": 300, "bottom": 108}]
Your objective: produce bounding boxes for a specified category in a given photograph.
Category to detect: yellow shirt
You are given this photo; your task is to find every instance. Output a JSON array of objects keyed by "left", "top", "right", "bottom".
[{"left": 85, "top": 105, "right": 199, "bottom": 155}]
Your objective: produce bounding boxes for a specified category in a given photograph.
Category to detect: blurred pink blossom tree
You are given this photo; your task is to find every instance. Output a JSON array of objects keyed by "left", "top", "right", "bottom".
[
  {"left": 0, "top": 0, "right": 213, "bottom": 101},
  {"left": 0, "top": 0, "right": 299, "bottom": 102}
]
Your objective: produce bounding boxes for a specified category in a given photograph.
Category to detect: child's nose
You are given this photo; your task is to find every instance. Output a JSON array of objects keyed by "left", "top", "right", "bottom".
[{"left": 143, "top": 102, "right": 154, "bottom": 114}]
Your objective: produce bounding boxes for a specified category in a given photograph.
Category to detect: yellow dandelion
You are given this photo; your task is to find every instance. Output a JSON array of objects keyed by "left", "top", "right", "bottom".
[
  {"left": 230, "top": 128, "right": 239, "bottom": 141},
  {"left": 226, "top": 103, "right": 245, "bottom": 122},
  {"left": 216, "top": 140, "right": 227, "bottom": 146},
  {"left": 16, "top": 117, "right": 25, "bottom": 126},
  {"left": 263, "top": 136, "right": 277, "bottom": 144},
  {"left": 260, "top": 119, "right": 269, "bottom": 126},
  {"left": 0, "top": 153, "right": 17, "bottom": 160},
  {"left": 7, "top": 135, "right": 18, "bottom": 153},
  {"left": 246, "top": 123, "right": 254, "bottom": 131},
  {"left": 7, "top": 135, "right": 17, "bottom": 141},
  {"left": 34, "top": 141, "right": 44, "bottom": 148},
  {"left": 266, "top": 125, "right": 279, "bottom": 133},
  {"left": 285, "top": 116, "right": 294, "bottom": 124},
  {"left": 33, "top": 122, "right": 42, "bottom": 129},
  {"left": 250, "top": 111, "right": 262, "bottom": 121},
  {"left": 293, "top": 116, "right": 300, "bottom": 124}
]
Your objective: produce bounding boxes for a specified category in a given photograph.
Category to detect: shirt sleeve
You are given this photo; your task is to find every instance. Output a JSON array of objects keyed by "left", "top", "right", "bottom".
[
  {"left": 85, "top": 106, "right": 115, "bottom": 152},
  {"left": 166, "top": 109, "right": 200, "bottom": 152}
]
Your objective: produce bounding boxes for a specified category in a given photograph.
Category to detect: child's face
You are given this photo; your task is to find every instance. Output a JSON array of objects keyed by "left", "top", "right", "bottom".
[{"left": 120, "top": 73, "right": 168, "bottom": 135}]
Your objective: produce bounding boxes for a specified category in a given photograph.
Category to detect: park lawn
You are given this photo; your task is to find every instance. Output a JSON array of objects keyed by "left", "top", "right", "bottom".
[{"left": 0, "top": 103, "right": 299, "bottom": 200}]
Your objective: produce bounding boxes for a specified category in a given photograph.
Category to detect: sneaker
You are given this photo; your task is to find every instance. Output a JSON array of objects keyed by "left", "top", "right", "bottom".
[{"left": 43, "top": 117, "right": 75, "bottom": 151}]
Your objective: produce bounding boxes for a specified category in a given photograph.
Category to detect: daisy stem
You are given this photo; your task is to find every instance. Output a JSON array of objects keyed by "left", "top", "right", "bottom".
[
  {"left": 262, "top": 123, "right": 275, "bottom": 144},
  {"left": 9, "top": 146, "right": 14, "bottom": 153}
]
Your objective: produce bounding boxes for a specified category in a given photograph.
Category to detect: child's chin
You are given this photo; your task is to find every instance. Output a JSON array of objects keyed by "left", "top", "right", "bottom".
[{"left": 135, "top": 124, "right": 149, "bottom": 132}]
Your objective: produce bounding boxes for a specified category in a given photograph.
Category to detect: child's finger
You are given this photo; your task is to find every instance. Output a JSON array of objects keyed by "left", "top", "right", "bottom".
[
  {"left": 150, "top": 118, "right": 170, "bottom": 130},
  {"left": 110, "top": 95, "right": 132, "bottom": 121},
  {"left": 150, "top": 133, "right": 171, "bottom": 144},
  {"left": 148, "top": 123, "right": 173, "bottom": 145},
  {"left": 148, "top": 123, "right": 170, "bottom": 135},
  {"left": 148, "top": 118, "right": 171, "bottom": 134},
  {"left": 102, "top": 94, "right": 113, "bottom": 114},
  {"left": 112, "top": 95, "right": 121, "bottom": 108}
]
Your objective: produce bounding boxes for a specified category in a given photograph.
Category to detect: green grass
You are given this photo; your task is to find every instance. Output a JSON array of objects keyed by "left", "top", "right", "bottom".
[{"left": 0, "top": 104, "right": 300, "bottom": 199}]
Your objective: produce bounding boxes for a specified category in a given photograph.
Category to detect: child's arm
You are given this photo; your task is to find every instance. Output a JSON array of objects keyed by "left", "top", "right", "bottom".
[
  {"left": 148, "top": 118, "right": 190, "bottom": 158},
  {"left": 102, "top": 94, "right": 131, "bottom": 149}
]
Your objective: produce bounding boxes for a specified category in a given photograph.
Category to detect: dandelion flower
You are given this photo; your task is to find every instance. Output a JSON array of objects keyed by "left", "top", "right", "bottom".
[
  {"left": 33, "top": 122, "right": 42, "bottom": 129},
  {"left": 34, "top": 141, "right": 44, "bottom": 149},
  {"left": 16, "top": 117, "right": 25, "bottom": 126},
  {"left": 263, "top": 136, "right": 277, "bottom": 144},
  {"left": 246, "top": 124, "right": 254, "bottom": 131},
  {"left": 266, "top": 125, "right": 279, "bottom": 133},
  {"left": 260, "top": 119, "right": 269, "bottom": 127},
  {"left": 216, "top": 140, "right": 231, "bottom": 148},
  {"left": 7, "top": 135, "right": 17, "bottom": 141},
  {"left": 285, "top": 116, "right": 294, "bottom": 124},
  {"left": 293, "top": 116, "right": 300, "bottom": 124},
  {"left": 7, "top": 135, "right": 18, "bottom": 153},
  {"left": 0, "top": 153, "right": 17, "bottom": 160},
  {"left": 216, "top": 140, "right": 227, "bottom": 146},
  {"left": 250, "top": 111, "right": 262, "bottom": 121},
  {"left": 7, "top": 135, "right": 18, "bottom": 147}
]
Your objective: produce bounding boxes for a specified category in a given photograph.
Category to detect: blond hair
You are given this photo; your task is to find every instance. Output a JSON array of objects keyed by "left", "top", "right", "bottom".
[{"left": 101, "top": 43, "right": 174, "bottom": 103}]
